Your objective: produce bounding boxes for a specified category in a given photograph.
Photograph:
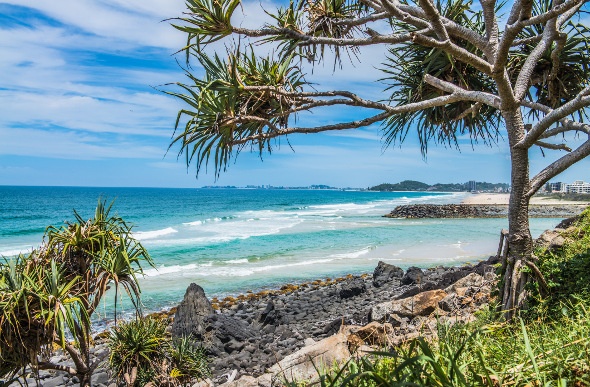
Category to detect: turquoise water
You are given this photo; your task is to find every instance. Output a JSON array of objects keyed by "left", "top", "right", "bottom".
[{"left": 0, "top": 186, "right": 560, "bottom": 317}]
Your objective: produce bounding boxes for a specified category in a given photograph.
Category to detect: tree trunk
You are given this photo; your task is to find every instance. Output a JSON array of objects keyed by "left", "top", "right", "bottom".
[
  {"left": 501, "top": 109, "right": 534, "bottom": 320},
  {"left": 79, "top": 371, "right": 91, "bottom": 387}
]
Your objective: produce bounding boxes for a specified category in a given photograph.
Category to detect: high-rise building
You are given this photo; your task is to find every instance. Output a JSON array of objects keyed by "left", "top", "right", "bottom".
[
  {"left": 468, "top": 181, "right": 477, "bottom": 192},
  {"left": 566, "top": 180, "right": 590, "bottom": 193}
]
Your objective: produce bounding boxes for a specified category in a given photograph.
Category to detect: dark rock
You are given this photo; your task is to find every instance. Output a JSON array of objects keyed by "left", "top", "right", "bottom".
[
  {"left": 323, "top": 317, "right": 349, "bottom": 335},
  {"left": 438, "top": 293, "right": 458, "bottom": 312},
  {"left": 339, "top": 278, "right": 367, "bottom": 299},
  {"left": 556, "top": 215, "right": 580, "bottom": 229},
  {"left": 402, "top": 266, "right": 424, "bottom": 285},
  {"left": 91, "top": 371, "right": 109, "bottom": 386},
  {"left": 373, "top": 261, "right": 404, "bottom": 288},
  {"left": 171, "top": 283, "right": 213, "bottom": 339},
  {"left": 258, "top": 300, "right": 282, "bottom": 326},
  {"left": 204, "top": 314, "right": 257, "bottom": 344}
]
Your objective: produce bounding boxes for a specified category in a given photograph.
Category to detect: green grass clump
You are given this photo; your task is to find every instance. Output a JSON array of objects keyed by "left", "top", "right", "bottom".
[{"left": 108, "top": 316, "right": 209, "bottom": 386}]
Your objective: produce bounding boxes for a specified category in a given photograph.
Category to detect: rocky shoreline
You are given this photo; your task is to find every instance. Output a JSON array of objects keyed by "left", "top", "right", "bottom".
[
  {"left": 171, "top": 257, "right": 499, "bottom": 386},
  {"left": 385, "top": 204, "right": 586, "bottom": 218}
]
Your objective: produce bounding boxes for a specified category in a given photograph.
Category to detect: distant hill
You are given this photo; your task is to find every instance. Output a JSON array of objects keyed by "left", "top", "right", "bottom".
[
  {"left": 369, "top": 180, "right": 509, "bottom": 192},
  {"left": 370, "top": 181, "right": 430, "bottom": 191}
]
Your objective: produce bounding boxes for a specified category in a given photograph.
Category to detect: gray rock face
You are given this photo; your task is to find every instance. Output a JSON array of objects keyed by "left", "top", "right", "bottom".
[
  {"left": 203, "top": 314, "right": 258, "bottom": 356},
  {"left": 339, "top": 278, "right": 367, "bottom": 299},
  {"left": 401, "top": 266, "right": 424, "bottom": 285},
  {"left": 172, "top": 283, "right": 214, "bottom": 338},
  {"left": 372, "top": 261, "right": 404, "bottom": 288},
  {"left": 258, "top": 300, "right": 282, "bottom": 326}
]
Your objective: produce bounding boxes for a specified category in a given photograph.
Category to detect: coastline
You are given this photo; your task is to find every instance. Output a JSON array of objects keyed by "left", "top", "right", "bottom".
[{"left": 461, "top": 192, "right": 590, "bottom": 205}]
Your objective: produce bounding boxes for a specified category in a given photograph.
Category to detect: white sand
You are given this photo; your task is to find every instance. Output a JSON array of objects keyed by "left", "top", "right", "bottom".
[{"left": 461, "top": 193, "right": 590, "bottom": 205}]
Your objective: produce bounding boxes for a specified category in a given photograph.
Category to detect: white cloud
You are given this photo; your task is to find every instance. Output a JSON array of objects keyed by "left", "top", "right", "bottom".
[
  {"left": 0, "top": 128, "right": 163, "bottom": 159},
  {"left": 3, "top": 0, "right": 187, "bottom": 49}
]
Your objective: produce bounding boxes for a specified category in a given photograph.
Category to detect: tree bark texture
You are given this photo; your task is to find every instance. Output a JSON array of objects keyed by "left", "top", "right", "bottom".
[{"left": 501, "top": 109, "right": 534, "bottom": 319}]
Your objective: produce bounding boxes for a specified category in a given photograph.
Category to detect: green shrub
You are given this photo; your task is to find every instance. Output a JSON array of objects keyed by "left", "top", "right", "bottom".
[
  {"left": 529, "top": 208, "right": 590, "bottom": 317},
  {"left": 108, "top": 316, "right": 169, "bottom": 386},
  {"left": 108, "top": 317, "right": 209, "bottom": 386},
  {"left": 168, "top": 336, "right": 210, "bottom": 384}
]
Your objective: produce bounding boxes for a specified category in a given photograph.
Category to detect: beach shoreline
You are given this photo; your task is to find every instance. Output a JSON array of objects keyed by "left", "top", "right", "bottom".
[{"left": 461, "top": 192, "right": 590, "bottom": 205}]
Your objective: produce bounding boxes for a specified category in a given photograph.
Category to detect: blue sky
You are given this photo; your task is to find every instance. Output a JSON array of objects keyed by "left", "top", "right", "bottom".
[{"left": 1, "top": 1, "right": 589, "bottom": 188}]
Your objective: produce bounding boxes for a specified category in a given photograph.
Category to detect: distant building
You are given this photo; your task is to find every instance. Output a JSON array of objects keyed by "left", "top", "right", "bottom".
[
  {"left": 468, "top": 181, "right": 477, "bottom": 191},
  {"left": 566, "top": 180, "right": 590, "bottom": 194},
  {"left": 549, "top": 182, "right": 566, "bottom": 193}
]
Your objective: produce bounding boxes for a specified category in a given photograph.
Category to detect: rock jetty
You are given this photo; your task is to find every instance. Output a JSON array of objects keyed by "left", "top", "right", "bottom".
[{"left": 385, "top": 204, "right": 585, "bottom": 218}]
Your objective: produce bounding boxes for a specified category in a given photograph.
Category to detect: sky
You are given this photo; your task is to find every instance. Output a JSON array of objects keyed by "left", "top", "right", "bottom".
[{"left": 1, "top": 1, "right": 589, "bottom": 188}]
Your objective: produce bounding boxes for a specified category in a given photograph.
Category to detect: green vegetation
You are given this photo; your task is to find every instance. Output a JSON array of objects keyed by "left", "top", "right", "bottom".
[
  {"left": 0, "top": 201, "right": 153, "bottom": 386},
  {"left": 529, "top": 208, "right": 590, "bottom": 317},
  {"left": 370, "top": 180, "right": 430, "bottom": 191},
  {"left": 108, "top": 316, "right": 209, "bottom": 386},
  {"left": 369, "top": 180, "right": 509, "bottom": 192},
  {"left": 294, "top": 209, "right": 590, "bottom": 386},
  {"left": 308, "top": 306, "right": 590, "bottom": 386}
]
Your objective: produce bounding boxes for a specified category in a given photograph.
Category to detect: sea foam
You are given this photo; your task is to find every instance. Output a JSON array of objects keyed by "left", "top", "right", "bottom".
[{"left": 134, "top": 227, "right": 178, "bottom": 241}]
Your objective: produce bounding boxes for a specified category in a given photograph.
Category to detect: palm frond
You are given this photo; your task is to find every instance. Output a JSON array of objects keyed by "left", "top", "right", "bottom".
[
  {"left": 381, "top": 0, "right": 501, "bottom": 155},
  {"left": 166, "top": 49, "right": 309, "bottom": 177}
]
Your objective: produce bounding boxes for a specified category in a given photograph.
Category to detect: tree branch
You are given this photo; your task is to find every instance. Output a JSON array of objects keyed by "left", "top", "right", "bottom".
[
  {"left": 229, "top": 93, "right": 469, "bottom": 145},
  {"left": 36, "top": 362, "right": 77, "bottom": 375},
  {"left": 538, "top": 125, "right": 590, "bottom": 139},
  {"left": 411, "top": 33, "right": 493, "bottom": 74},
  {"left": 423, "top": 74, "right": 501, "bottom": 108},
  {"left": 521, "top": 0, "right": 585, "bottom": 27},
  {"left": 534, "top": 140, "right": 572, "bottom": 152},
  {"left": 241, "top": 86, "right": 398, "bottom": 111},
  {"left": 417, "top": 0, "right": 449, "bottom": 41},
  {"left": 514, "top": 13, "right": 559, "bottom": 102},
  {"left": 231, "top": 25, "right": 425, "bottom": 47},
  {"left": 480, "top": 0, "right": 499, "bottom": 57},
  {"left": 518, "top": 87, "right": 590, "bottom": 147},
  {"left": 528, "top": 138, "right": 590, "bottom": 195},
  {"left": 333, "top": 12, "right": 390, "bottom": 26},
  {"left": 395, "top": 1, "right": 489, "bottom": 51}
]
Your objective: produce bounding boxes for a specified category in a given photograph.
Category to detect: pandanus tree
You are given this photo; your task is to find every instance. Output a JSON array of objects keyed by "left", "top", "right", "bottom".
[
  {"left": 0, "top": 201, "right": 153, "bottom": 386},
  {"left": 168, "top": 0, "right": 590, "bottom": 318}
]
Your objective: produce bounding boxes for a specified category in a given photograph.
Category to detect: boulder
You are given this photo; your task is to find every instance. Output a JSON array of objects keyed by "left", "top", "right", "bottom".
[
  {"left": 220, "top": 375, "right": 258, "bottom": 387},
  {"left": 373, "top": 261, "right": 404, "bottom": 287},
  {"left": 203, "top": 314, "right": 259, "bottom": 353},
  {"left": 171, "top": 283, "right": 213, "bottom": 338},
  {"left": 371, "top": 289, "right": 447, "bottom": 320},
  {"left": 339, "top": 278, "right": 367, "bottom": 299},
  {"left": 536, "top": 229, "right": 566, "bottom": 251},
  {"left": 258, "top": 300, "right": 282, "bottom": 326},
  {"left": 266, "top": 332, "right": 351, "bottom": 384},
  {"left": 401, "top": 266, "right": 424, "bottom": 285},
  {"left": 350, "top": 322, "right": 394, "bottom": 346},
  {"left": 444, "top": 273, "right": 484, "bottom": 293}
]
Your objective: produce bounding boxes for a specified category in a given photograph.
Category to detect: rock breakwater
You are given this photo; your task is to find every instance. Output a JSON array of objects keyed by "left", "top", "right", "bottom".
[{"left": 385, "top": 204, "right": 586, "bottom": 218}]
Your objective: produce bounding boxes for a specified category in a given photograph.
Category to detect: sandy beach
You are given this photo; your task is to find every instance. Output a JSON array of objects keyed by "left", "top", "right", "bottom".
[{"left": 461, "top": 193, "right": 590, "bottom": 205}]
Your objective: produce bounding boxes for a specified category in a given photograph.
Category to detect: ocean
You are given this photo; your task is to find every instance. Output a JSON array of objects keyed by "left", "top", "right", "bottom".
[{"left": 0, "top": 186, "right": 560, "bottom": 319}]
